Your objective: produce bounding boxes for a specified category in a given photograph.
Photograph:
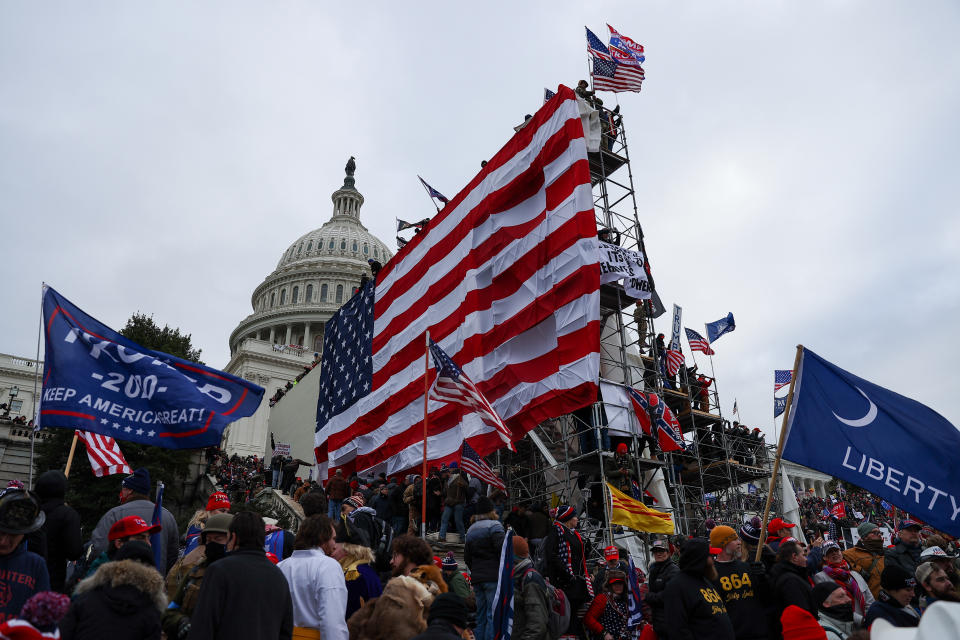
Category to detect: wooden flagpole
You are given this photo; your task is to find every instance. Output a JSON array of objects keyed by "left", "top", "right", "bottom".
[
  {"left": 64, "top": 432, "right": 79, "bottom": 478},
  {"left": 421, "top": 330, "right": 430, "bottom": 538},
  {"left": 755, "top": 344, "right": 804, "bottom": 562}
]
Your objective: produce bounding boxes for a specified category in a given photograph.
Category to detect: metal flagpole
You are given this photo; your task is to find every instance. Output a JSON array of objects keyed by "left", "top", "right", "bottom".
[
  {"left": 755, "top": 345, "right": 804, "bottom": 562},
  {"left": 706, "top": 353, "right": 722, "bottom": 416},
  {"left": 421, "top": 330, "right": 430, "bottom": 538},
  {"left": 29, "top": 284, "right": 45, "bottom": 487}
]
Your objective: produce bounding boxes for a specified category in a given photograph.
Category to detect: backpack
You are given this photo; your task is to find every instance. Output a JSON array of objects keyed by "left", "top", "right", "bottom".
[
  {"left": 518, "top": 567, "right": 570, "bottom": 639},
  {"left": 353, "top": 510, "right": 394, "bottom": 573}
]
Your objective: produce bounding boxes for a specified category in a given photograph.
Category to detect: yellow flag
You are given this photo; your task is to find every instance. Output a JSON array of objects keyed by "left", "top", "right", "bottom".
[{"left": 606, "top": 482, "right": 675, "bottom": 534}]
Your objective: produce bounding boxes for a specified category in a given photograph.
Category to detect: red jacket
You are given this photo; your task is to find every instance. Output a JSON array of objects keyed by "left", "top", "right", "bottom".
[{"left": 326, "top": 476, "right": 349, "bottom": 500}]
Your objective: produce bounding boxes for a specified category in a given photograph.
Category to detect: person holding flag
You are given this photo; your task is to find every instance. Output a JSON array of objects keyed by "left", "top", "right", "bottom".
[
  {"left": 464, "top": 496, "right": 506, "bottom": 640},
  {"left": 89, "top": 468, "right": 178, "bottom": 572},
  {"left": 709, "top": 525, "right": 769, "bottom": 640}
]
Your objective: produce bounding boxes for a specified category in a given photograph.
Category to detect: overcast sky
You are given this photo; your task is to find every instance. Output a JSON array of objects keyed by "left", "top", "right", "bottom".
[{"left": 2, "top": 2, "right": 958, "bottom": 440}]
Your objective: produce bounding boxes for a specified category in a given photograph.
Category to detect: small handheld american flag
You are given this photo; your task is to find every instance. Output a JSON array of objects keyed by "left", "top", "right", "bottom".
[
  {"left": 665, "top": 349, "right": 685, "bottom": 377},
  {"left": 460, "top": 440, "right": 505, "bottom": 490},
  {"left": 774, "top": 369, "right": 793, "bottom": 392}
]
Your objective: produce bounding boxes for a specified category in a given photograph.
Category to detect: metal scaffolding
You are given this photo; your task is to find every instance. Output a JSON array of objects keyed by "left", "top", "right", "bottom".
[{"left": 498, "top": 100, "right": 780, "bottom": 559}]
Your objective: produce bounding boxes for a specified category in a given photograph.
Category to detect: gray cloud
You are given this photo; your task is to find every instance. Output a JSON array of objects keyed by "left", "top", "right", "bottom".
[{"left": 1, "top": 1, "right": 957, "bottom": 439}]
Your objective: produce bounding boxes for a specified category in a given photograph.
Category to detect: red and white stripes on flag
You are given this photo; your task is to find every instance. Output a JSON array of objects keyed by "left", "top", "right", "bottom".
[
  {"left": 461, "top": 441, "right": 506, "bottom": 490},
  {"left": 315, "top": 85, "right": 600, "bottom": 477},
  {"left": 665, "top": 349, "right": 685, "bottom": 377},
  {"left": 428, "top": 340, "right": 514, "bottom": 449},
  {"left": 76, "top": 430, "right": 131, "bottom": 477}
]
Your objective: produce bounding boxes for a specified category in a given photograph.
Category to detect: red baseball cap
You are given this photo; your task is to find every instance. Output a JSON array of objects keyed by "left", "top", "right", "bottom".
[
  {"left": 108, "top": 515, "right": 160, "bottom": 541},
  {"left": 768, "top": 517, "right": 796, "bottom": 533},
  {"left": 604, "top": 546, "right": 619, "bottom": 560},
  {"left": 206, "top": 492, "right": 231, "bottom": 512}
]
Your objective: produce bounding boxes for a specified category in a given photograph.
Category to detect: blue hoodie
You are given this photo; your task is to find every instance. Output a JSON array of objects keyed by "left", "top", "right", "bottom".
[{"left": 0, "top": 540, "right": 50, "bottom": 622}]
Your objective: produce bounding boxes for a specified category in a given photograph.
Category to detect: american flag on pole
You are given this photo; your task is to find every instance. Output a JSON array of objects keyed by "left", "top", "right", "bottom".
[
  {"left": 429, "top": 338, "right": 513, "bottom": 449},
  {"left": 586, "top": 26, "right": 613, "bottom": 60},
  {"left": 314, "top": 86, "right": 600, "bottom": 477},
  {"left": 460, "top": 440, "right": 505, "bottom": 490},
  {"left": 665, "top": 348, "right": 685, "bottom": 377},
  {"left": 75, "top": 430, "right": 131, "bottom": 477},
  {"left": 684, "top": 328, "right": 715, "bottom": 355},
  {"left": 774, "top": 369, "right": 793, "bottom": 392},
  {"left": 590, "top": 56, "right": 645, "bottom": 94}
]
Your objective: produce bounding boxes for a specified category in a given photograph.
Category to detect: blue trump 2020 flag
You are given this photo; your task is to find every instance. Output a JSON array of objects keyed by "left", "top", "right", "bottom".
[
  {"left": 39, "top": 286, "right": 263, "bottom": 449},
  {"left": 705, "top": 312, "right": 735, "bottom": 343},
  {"left": 782, "top": 347, "right": 960, "bottom": 536}
]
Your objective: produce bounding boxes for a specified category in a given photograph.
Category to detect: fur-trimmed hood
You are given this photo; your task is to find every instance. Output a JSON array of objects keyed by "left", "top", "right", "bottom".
[
  {"left": 347, "top": 575, "right": 435, "bottom": 640},
  {"left": 74, "top": 559, "right": 168, "bottom": 612}
]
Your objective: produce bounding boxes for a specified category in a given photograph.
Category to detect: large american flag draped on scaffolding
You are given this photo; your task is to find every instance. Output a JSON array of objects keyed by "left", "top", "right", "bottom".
[{"left": 314, "top": 86, "right": 601, "bottom": 477}]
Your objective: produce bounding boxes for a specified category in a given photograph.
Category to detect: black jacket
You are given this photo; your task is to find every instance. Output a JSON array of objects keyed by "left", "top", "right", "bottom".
[
  {"left": 711, "top": 559, "right": 769, "bottom": 640},
  {"left": 410, "top": 619, "right": 463, "bottom": 639},
  {"left": 186, "top": 548, "right": 293, "bottom": 640},
  {"left": 36, "top": 470, "right": 83, "bottom": 592},
  {"left": 663, "top": 540, "right": 735, "bottom": 640},
  {"left": 885, "top": 541, "right": 922, "bottom": 577},
  {"left": 645, "top": 559, "right": 680, "bottom": 634},
  {"left": 61, "top": 559, "right": 166, "bottom": 640},
  {"left": 544, "top": 523, "right": 589, "bottom": 604},
  {"left": 464, "top": 518, "right": 506, "bottom": 584},
  {"left": 864, "top": 591, "right": 920, "bottom": 628},
  {"left": 770, "top": 560, "right": 816, "bottom": 618}
]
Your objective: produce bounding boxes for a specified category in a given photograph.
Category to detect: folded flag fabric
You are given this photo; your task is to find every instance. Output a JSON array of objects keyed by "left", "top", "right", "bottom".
[{"left": 665, "top": 349, "right": 684, "bottom": 377}]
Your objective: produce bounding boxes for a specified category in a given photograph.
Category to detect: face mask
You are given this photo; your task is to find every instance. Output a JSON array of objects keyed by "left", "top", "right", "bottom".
[
  {"left": 822, "top": 603, "right": 854, "bottom": 621},
  {"left": 204, "top": 542, "right": 227, "bottom": 564}
]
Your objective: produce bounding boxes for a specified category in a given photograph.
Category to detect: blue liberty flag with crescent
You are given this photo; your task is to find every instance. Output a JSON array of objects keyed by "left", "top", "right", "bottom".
[
  {"left": 705, "top": 312, "right": 735, "bottom": 343},
  {"left": 782, "top": 347, "right": 960, "bottom": 536},
  {"left": 39, "top": 286, "right": 263, "bottom": 449}
]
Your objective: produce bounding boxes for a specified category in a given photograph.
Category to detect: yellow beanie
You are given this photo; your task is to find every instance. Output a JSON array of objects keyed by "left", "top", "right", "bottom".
[{"left": 710, "top": 525, "right": 738, "bottom": 551}]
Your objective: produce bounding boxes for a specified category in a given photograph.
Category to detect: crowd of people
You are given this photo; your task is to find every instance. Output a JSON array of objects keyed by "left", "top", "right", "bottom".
[
  {"left": 206, "top": 449, "right": 266, "bottom": 504},
  {"left": 0, "top": 453, "right": 956, "bottom": 639},
  {"left": 269, "top": 353, "right": 322, "bottom": 407}
]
